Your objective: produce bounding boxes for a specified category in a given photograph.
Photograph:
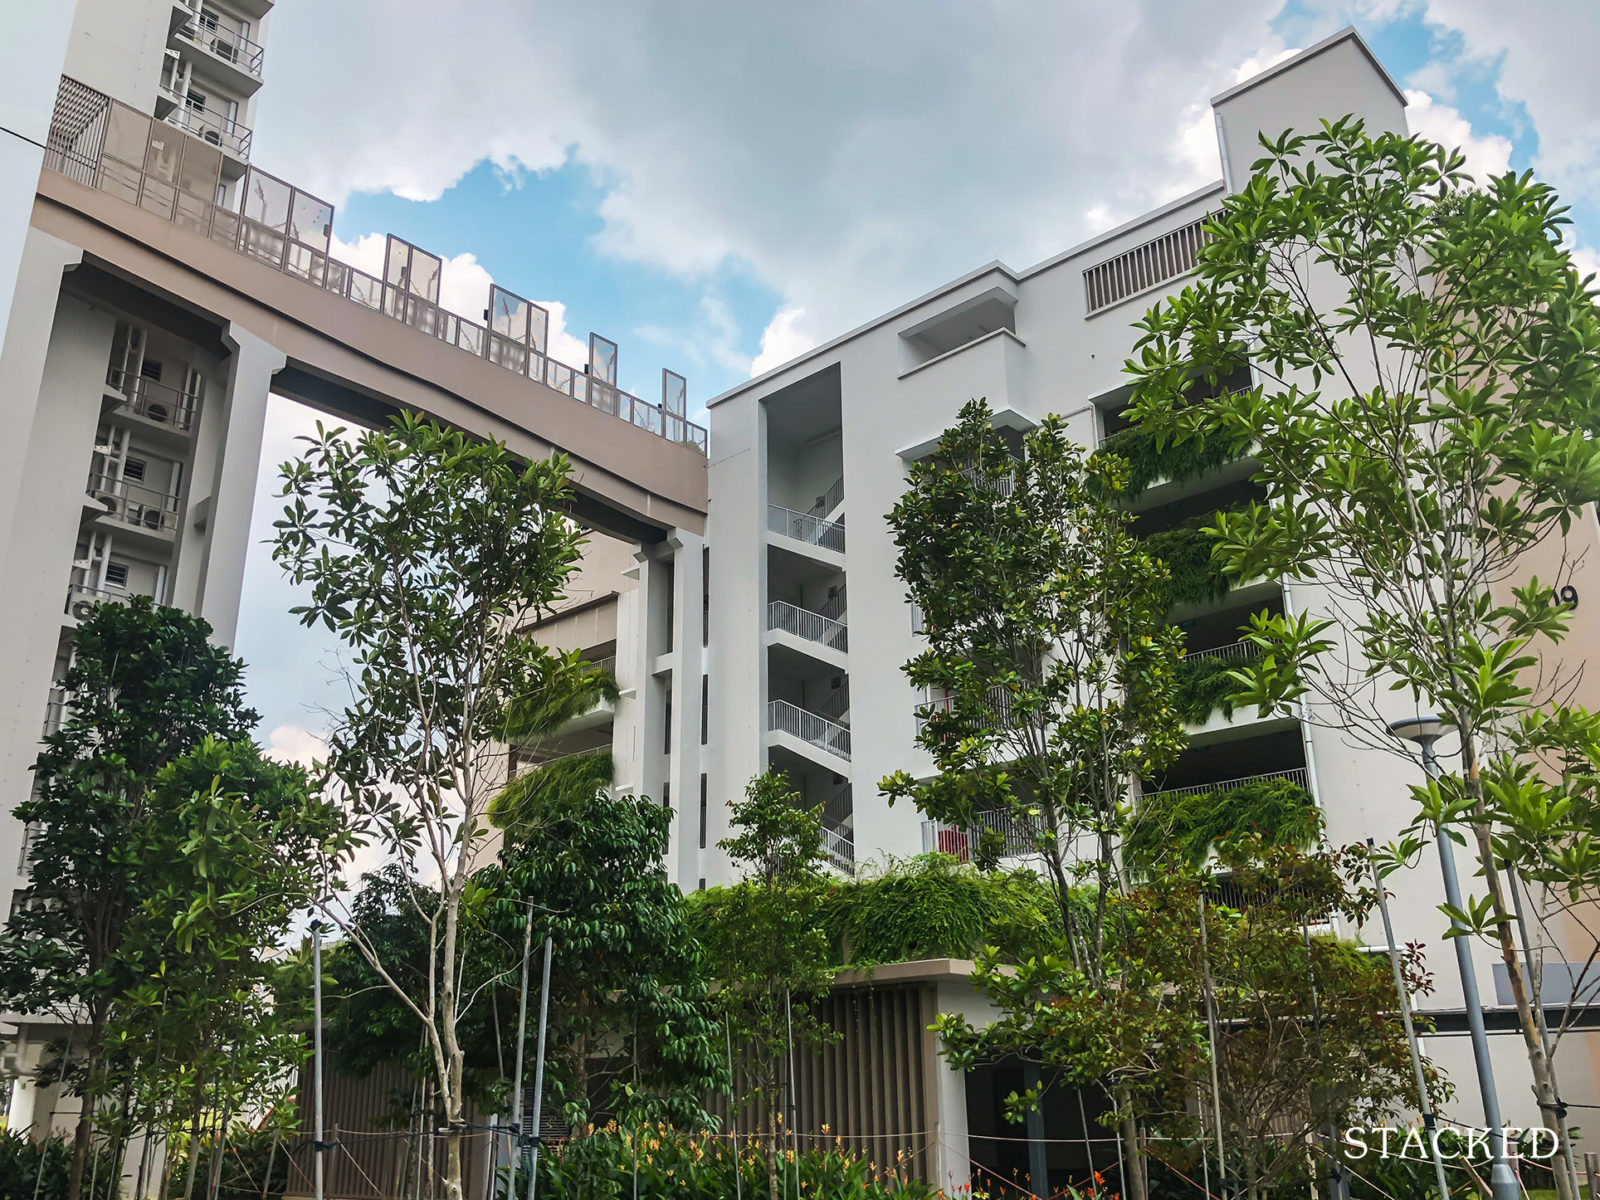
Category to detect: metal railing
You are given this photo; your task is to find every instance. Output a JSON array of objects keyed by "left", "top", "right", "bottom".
[
  {"left": 819, "top": 586, "right": 848, "bottom": 623},
  {"left": 106, "top": 368, "right": 201, "bottom": 432},
  {"left": 42, "top": 75, "right": 707, "bottom": 455},
  {"left": 174, "top": 14, "right": 266, "bottom": 77},
  {"left": 808, "top": 476, "right": 845, "bottom": 519},
  {"left": 86, "top": 473, "right": 181, "bottom": 534},
  {"left": 768, "top": 504, "right": 846, "bottom": 553},
  {"left": 816, "top": 682, "right": 850, "bottom": 724},
  {"left": 1143, "top": 767, "right": 1311, "bottom": 804},
  {"left": 767, "top": 600, "right": 848, "bottom": 652},
  {"left": 1184, "top": 638, "right": 1256, "bottom": 663},
  {"left": 584, "top": 655, "right": 617, "bottom": 678},
  {"left": 768, "top": 699, "right": 851, "bottom": 761},
  {"left": 915, "top": 684, "right": 1019, "bottom": 732},
  {"left": 920, "top": 808, "right": 1050, "bottom": 860},
  {"left": 158, "top": 86, "right": 252, "bottom": 159},
  {"left": 957, "top": 465, "right": 1017, "bottom": 496},
  {"left": 65, "top": 580, "right": 136, "bottom": 618},
  {"left": 822, "top": 823, "right": 856, "bottom": 873},
  {"left": 43, "top": 689, "right": 68, "bottom": 736}
]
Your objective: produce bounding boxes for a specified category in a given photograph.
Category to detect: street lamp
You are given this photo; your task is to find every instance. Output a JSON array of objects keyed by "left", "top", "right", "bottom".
[{"left": 1389, "top": 715, "right": 1517, "bottom": 1200}]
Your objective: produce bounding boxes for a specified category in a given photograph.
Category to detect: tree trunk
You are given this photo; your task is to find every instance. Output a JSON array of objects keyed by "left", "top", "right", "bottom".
[
  {"left": 66, "top": 1033, "right": 104, "bottom": 1200},
  {"left": 1469, "top": 822, "right": 1575, "bottom": 1200},
  {"left": 182, "top": 1094, "right": 205, "bottom": 1200},
  {"left": 1119, "top": 1105, "right": 1147, "bottom": 1200},
  {"left": 766, "top": 1074, "right": 781, "bottom": 1200}
]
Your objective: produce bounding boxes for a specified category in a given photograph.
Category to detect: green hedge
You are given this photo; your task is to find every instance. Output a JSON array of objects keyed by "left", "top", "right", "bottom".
[
  {"left": 1125, "top": 777, "right": 1320, "bottom": 876},
  {"left": 1173, "top": 650, "right": 1260, "bottom": 724},
  {"left": 521, "top": 1126, "right": 941, "bottom": 1200},
  {"left": 1095, "top": 422, "right": 1248, "bottom": 497}
]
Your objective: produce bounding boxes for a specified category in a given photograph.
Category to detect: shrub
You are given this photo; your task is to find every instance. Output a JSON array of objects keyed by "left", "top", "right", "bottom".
[
  {"left": 514, "top": 1126, "right": 941, "bottom": 1200},
  {"left": 1125, "top": 777, "right": 1321, "bottom": 876},
  {"left": 0, "top": 1131, "right": 118, "bottom": 1200},
  {"left": 1095, "top": 422, "right": 1249, "bottom": 497},
  {"left": 1172, "top": 650, "right": 1260, "bottom": 724},
  {"left": 1143, "top": 517, "right": 1236, "bottom": 609}
]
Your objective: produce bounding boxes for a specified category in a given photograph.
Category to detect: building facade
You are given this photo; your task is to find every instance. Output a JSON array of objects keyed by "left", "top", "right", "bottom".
[{"left": 551, "top": 27, "right": 1600, "bottom": 1163}]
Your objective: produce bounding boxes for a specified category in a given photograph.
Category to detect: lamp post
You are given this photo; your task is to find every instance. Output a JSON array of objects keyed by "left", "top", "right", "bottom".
[{"left": 1389, "top": 715, "right": 1517, "bottom": 1200}]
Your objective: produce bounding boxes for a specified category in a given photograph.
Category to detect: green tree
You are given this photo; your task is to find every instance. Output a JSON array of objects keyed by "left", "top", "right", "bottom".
[
  {"left": 482, "top": 785, "right": 725, "bottom": 1130},
  {"left": 274, "top": 412, "right": 585, "bottom": 1200},
  {"left": 0, "top": 597, "right": 258, "bottom": 1200},
  {"left": 880, "top": 399, "right": 1188, "bottom": 1200},
  {"left": 1127, "top": 118, "right": 1600, "bottom": 1194},
  {"left": 696, "top": 771, "right": 834, "bottom": 1200}
]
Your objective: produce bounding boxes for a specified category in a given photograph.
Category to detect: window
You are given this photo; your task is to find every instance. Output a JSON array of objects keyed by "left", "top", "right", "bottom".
[
  {"left": 662, "top": 781, "right": 670, "bottom": 811},
  {"left": 702, "top": 549, "right": 710, "bottom": 646},
  {"left": 186, "top": 88, "right": 208, "bottom": 113},
  {"left": 700, "top": 675, "right": 709, "bottom": 745},
  {"left": 104, "top": 562, "right": 130, "bottom": 589},
  {"left": 1083, "top": 216, "right": 1213, "bottom": 315},
  {"left": 698, "top": 774, "right": 708, "bottom": 848},
  {"left": 140, "top": 358, "right": 163, "bottom": 382},
  {"left": 122, "top": 457, "right": 147, "bottom": 483},
  {"left": 663, "top": 692, "right": 672, "bottom": 754}
]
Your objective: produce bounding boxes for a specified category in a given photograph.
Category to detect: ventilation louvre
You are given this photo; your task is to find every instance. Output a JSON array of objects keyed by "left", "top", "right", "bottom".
[{"left": 1083, "top": 216, "right": 1213, "bottom": 315}]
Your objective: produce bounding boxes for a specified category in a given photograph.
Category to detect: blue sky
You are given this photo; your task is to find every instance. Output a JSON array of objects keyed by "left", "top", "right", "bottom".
[{"left": 236, "top": 0, "right": 1600, "bottom": 759}]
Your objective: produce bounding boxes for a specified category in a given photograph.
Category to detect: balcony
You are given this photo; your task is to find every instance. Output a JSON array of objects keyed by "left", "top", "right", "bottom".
[
  {"left": 915, "top": 684, "right": 1021, "bottom": 733},
  {"left": 43, "top": 689, "right": 68, "bottom": 737},
  {"left": 1141, "top": 767, "right": 1311, "bottom": 805},
  {"left": 768, "top": 699, "right": 851, "bottom": 763},
  {"left": 65, "top": 577, "right": 139, "bottom": 622},
  {"left": 768, "top": 504, "right": 845, "bottom": 556},
  {"left": 106, "top": 368, "right": 200, "bottom": 435},
  {"left": 806, "top": 476, "right": 845, "bottom": 522},
  {"left": 172, "top": 13, "right": 266, "bottom": 84},
  {"left": 822, "top": 824, "right": 855, "bottom": 874},
  {"left": 85, "top": 473, "right": 181, "bottom": 537},
  {"left": 920, "top": 807, "right": 1049, "bottom": 861},
  {"left": 158, "top": 86, "right": 253, "bottom": 162},
  {"left": 766, "top": 600, "right": 848, "bottom": 666}
]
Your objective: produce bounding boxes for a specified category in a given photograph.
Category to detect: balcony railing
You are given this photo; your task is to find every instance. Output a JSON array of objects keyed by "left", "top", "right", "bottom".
[
  {"left": 921, "top": 808, "right": 1050, "bottom": 860},
  {"left": 819, "top": 586, "right": 847, "bottom": 623},
  {"left": 958, "top": 465, "right": 1017, "bottom": 496},
  {"left": 158, "top": 87, "right": 253, "bottom": 159},
  {"left": 808, "top": 476, "right": 845, "bottom": 519},
  {"left": 1143, "top": 767, "right": 1311, "bottom": 804},
  {"left": 1184, "top": 638, "right": 1256, "bottom": 664},
  {"left": 106, "top": 368, "right": 201, "bottom": 432},
  {"left": 42, "top": 75, "right": 707, "bottom": 455},
  {"left": 43, "top": 688, "right": 68, "bottom": 736},
  {"left": 174, "top": 15, "right": 266, "bottom": 78},
  {"left": 767, "top": 600, "right": 848, "bottom": 653},
  {"left": 768, "top": 699, "right": 851, "bottom": 761},
  {"left": 915, "top": 684, "right": 1020, "bottom": 732},
  {"left": 86, "top": 473, "right": 181, "bottom": 534},
  {"left": 768, "top": 504, "right": 845, "bottom": 553},
  {"left": 822, "top": 823, "right": 855, "bottom": 873}
]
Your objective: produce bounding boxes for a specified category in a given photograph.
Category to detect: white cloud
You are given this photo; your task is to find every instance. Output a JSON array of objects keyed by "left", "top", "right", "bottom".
[
  {"left": 537, "top": 300, "right": 590, "bottom": 369},
  {"left": 265, "top": 723, "right": 328, "bottom": 769},
  {"left": 252, "top": 1, "right": 1297, "bottom": 358},
  {"left": 1403, "top": 89, "right": 1512, "bottom": 181},
  {"left": 750, "top": 307, "right": 816, "bottom": 377}
]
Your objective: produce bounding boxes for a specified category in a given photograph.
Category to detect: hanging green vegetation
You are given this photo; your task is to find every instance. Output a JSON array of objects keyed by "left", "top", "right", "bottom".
[
  {"left": 1143, "top": 514, "right": 1237, "bottom": 608},
  {"left": 815, "top": 854, "right": 1061, "bottom": 967},
  {"left": 1172, "top": 650, "right": 1261, "bottom": 724},
  {"left": 1124, "top": 776, "right": 1321, "bottom": 877},
  {"left": 687, "top": 854, "right": 1064, "bottom": 971},
  {"left": 1094, "top": 421, "right": 1249, "bottom": 497}
]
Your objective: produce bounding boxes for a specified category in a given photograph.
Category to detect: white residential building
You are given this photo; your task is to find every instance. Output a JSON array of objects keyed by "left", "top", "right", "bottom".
[{"left": 553, "top": 28, "right": 1600, "bottom": 1160}]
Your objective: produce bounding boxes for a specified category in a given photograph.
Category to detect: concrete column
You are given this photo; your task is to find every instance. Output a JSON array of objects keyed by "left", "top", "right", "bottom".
[
  {"left": 0, "top": 293, "right": 117, "bottom": 916},
  {"left": 0, "top": 230, "right": 82, "bottom": 584},
  {"left": 929, "top": 980, "right": 973, "bottom": 1194},
  {"left": 703, "top": 390, "right": 768, "bottom": 883},
  {"left": 170, "top": 324, "right": 282, "bottom": 646},
  {"left": 665, "top": 530, "right": 706, "bottom": 887}
]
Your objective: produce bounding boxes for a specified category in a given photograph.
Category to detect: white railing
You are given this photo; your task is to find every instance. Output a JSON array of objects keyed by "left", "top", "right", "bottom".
[
  {"left": 768, "top": 504, "right": 845, "bottom": 553},
  {"left": 43, "top": 688, "right": 68, "bottom": 736},
  {"left": 822, "top": 824, "right": 855, "bottom": 873},
  {"left": 585, "top": 655, "right": 617, "bottom": 677},
  {"left": 958, "top": 466, "right": 1017, "bottom": 496},
  {"left": 768, "top": 699, "right": 851, "bottom": 761},
  {"left": 106, "top": 368, "right": 201, "bottom": 432},
  {"left": 819, "top": 586, "right": 848, "bottom": 623},
  {"left": 174, "top": 13, "right": 266, "bottom": 77},
  {"left": 915, "top": 684, "right": 1019, "bottom": 732},
  {"left": 921, "top": 808, "right": 1050, "bottom": 860},
  {"left": 1185, "top": 638, "right": 1257, "bottom": 663},
  {"left": 767, "top": 600, "right": 848, "bottom": 652},
  {"left": 86, "top": 473, "right": 181, "bottom": 534},
  {"left": 1143, "top": 767, "right": 1311, "bottom": 804},
  {"left": 158, "top": 87, "right": 253, "bottom": 159}
]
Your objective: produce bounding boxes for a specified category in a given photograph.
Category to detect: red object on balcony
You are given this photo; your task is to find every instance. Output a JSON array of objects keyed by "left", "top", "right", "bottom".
[{"left": 937, "top": 828, "right": 971, "bottom": 862}]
